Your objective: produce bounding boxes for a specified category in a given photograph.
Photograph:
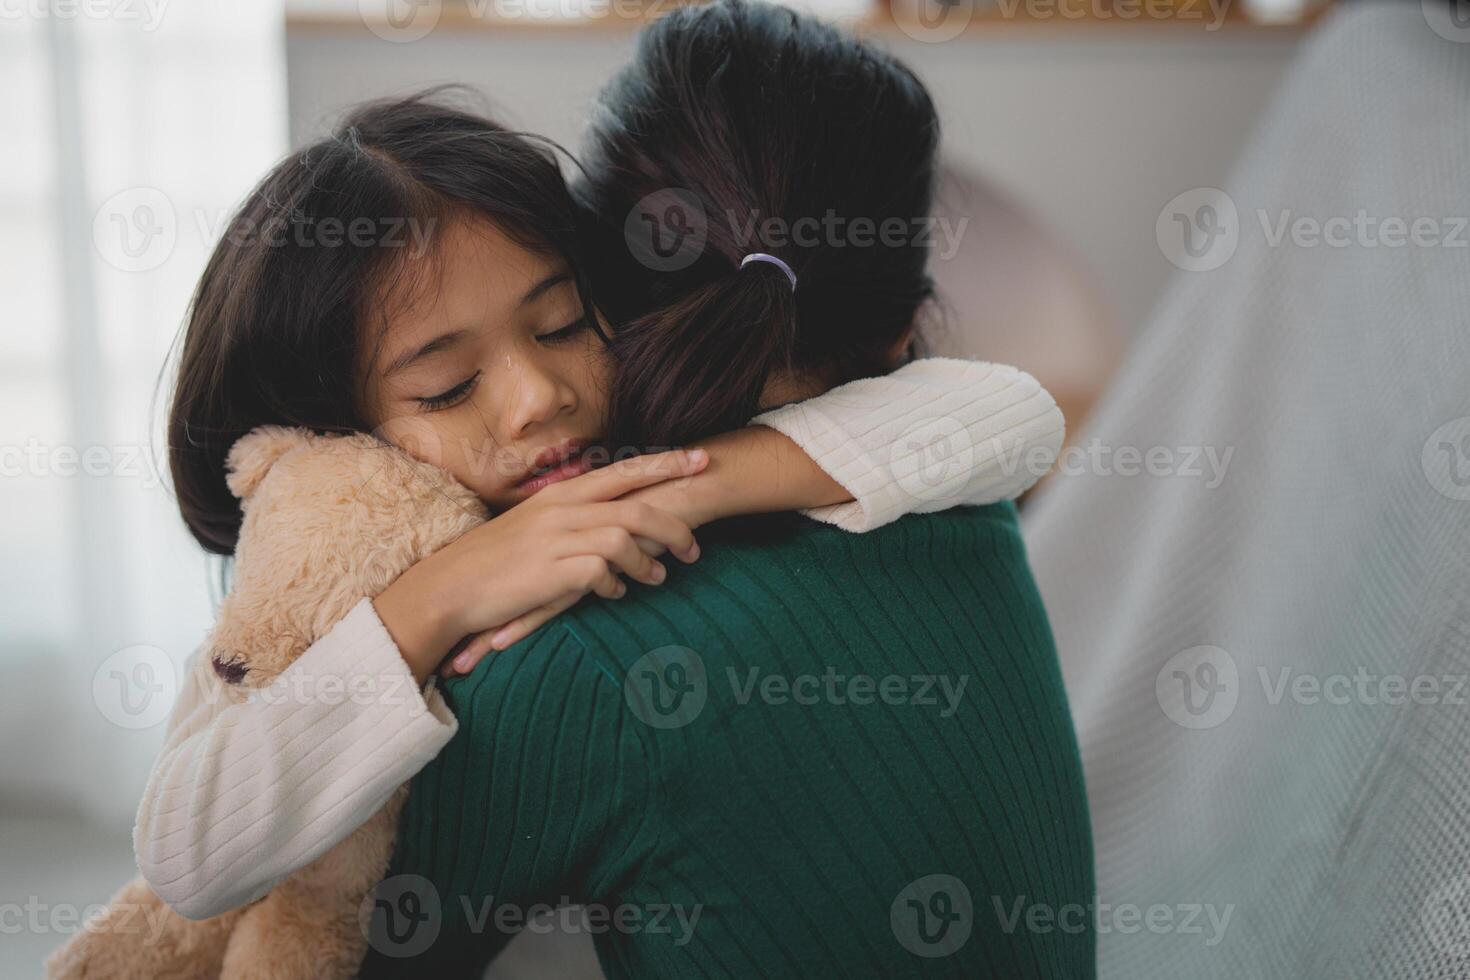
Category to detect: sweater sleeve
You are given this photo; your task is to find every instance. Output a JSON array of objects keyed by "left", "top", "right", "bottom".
[
  {"left": 749, "top": 357, "right": 1065, "bottom": 532},
  {"left": 133, "top": 597, "right": 458, "bottom": 920}
]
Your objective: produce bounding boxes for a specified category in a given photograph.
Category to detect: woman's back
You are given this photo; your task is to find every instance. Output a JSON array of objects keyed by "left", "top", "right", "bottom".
[{"left": 363, "top": 505, "right": 1093, "bottom": 978}]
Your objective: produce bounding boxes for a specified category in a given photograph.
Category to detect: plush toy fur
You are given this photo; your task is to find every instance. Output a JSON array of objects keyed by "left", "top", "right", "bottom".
[{"left": 47, "top": 427, "right": 487, "bottom": 980}]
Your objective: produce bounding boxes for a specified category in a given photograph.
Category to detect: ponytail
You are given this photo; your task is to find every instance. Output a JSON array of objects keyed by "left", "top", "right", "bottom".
[
  {"left": 578, "top": 0, "right": 941, "bottom": 450},
  {"left": 606, "top": 261, "right": 798, "bottom": 448}
]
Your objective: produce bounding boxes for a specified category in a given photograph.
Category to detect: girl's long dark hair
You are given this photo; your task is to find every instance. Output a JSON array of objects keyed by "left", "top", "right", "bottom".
[
  {"left": 168, "top": 90, "right": 593, "bottom": 554},
  {"left": 576, "top": 0, "right": 941, "bottom": 448}
]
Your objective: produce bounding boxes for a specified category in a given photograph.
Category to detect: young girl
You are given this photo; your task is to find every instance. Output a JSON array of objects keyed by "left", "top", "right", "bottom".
[{"left": 134, "top": 92, "right": 1063, "bottom": 924}]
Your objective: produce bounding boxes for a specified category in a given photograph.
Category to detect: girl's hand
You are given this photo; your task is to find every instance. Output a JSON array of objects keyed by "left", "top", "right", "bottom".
[
  {"left": 373, "top": 448, "right": 707, "bottom": 684},
  {"left": 479, "top": 424, "right": 851, "bottom": 662}
]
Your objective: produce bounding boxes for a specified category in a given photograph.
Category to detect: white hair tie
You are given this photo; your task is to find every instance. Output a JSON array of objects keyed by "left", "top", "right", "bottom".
[{"left": 739, "top": 252, "right": 797, "bottom": 291}]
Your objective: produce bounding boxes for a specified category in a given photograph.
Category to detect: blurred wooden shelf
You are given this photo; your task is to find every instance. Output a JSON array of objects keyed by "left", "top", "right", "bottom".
[
  {"left": 288, "top": 0, "right": 1331, "bottom": 37},
  {"left": 868, "top": 0, "right": 1331, "bottom": 33}
]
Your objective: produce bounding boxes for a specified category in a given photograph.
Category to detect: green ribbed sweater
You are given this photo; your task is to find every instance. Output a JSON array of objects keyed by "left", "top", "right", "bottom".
[{"left": 360, "top": 505, "right": 1093, "bottom": 979}]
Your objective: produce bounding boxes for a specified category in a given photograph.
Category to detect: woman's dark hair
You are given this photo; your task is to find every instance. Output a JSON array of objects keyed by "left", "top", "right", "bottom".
[
  {"left": 168, "top": 89, "right": 594, "bottom": 554},
  {"left": 576, "top": 0, "right": 941, "bottom": 448}
]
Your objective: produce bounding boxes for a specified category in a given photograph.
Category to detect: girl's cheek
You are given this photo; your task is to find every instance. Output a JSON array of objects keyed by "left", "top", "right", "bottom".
[
  {"left": 376, "top": 413, "right": 452, "bottom": 471},
  {"left": 433, "top": 417, "right": 524, "bottom": 499}
]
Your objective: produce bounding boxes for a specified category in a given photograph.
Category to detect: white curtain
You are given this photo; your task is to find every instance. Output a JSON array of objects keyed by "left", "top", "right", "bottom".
[{"left": 0, "top": 1, "right": 287, "bottom": 828}]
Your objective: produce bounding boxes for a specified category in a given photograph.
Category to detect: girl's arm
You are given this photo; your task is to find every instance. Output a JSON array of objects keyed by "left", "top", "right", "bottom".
[
  {"left": 752, "top": 357, "right": 1065, "bottom": 529},
  {"left": 475, "top": 358, "right": 1062, "bottom": 653},
  {"left": 639, "top": 358, "right": 1065, "bottom": 531},
  {"left": 134, "top": 600, "right": 458, "bottom": 920},
  {"left": 136, "top": 452, "right": 706, "bottom": 920}
]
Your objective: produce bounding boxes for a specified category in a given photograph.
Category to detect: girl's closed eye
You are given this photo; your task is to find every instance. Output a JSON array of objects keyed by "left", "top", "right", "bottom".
[
  {"left": 537, "top": 315, "right": 593, "bottom": 345},
  {"left": 409, "top": 316, "right": 590, "bottom": 412},
  {"left": 415, "top": 370, "right": 481, "bottom": 411}
]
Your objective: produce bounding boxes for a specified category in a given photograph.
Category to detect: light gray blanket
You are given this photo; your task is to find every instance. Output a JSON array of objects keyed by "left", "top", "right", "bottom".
[{"left": 1024, "top": 4, "right": 1470, "bottom": 976}]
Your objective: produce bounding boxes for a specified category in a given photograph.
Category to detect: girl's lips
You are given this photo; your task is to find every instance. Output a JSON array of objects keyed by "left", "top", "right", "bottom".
[{"left": 515, "top": 447, "right": 596, "bottom": 493}]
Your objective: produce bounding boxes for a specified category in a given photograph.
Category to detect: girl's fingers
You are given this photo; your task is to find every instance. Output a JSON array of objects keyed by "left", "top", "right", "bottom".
[
  {"left": 446, "top": 562, "right": 628, "bottom": 671},
  {"left": 549, "top": 448, "right": 707, "bottom": 504},
  {"left": 589, "top": 565, "right": 629, "bottom": 600},
  {"left": 555, "top": 531, "right": 667, "bottom": 587},
  {"left": 485, "top": 608, "right": 557, "bottom": 654},
  {"left": 562, "top": 501, "right": 699, "bottom": 563},
  {"left": 489, "top": 570, "right": 627, "bottom": 651},
  {"left": 441, "top": 630, "right": 498, "bottom": 678},
  {"left": 439, "top": 523, "right": 675, "bottom": 674},
  {"left": 603, "top": 530, "right": 667, "bottom": 586},
  {"left": 465, "top": 527, "right": 675, "bottom": 657}
]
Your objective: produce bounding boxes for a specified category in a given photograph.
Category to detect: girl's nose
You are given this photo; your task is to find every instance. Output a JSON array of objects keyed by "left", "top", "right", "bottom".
[{"left": 493, "top": 362, "right": 575, "bottom": 442}]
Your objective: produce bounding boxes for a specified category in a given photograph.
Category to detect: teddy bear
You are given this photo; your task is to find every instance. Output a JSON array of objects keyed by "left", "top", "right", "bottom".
[{"left": 46, "top": 426, "right": 488, "bottom": 980}]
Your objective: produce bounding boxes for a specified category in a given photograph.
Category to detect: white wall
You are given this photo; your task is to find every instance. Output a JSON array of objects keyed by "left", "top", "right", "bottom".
[
  {"left": 1, "top": 3, "right": 288, "bottom": 829},
  {"left": 286, "top": 23, "right": 1304, "bottom": 332}
]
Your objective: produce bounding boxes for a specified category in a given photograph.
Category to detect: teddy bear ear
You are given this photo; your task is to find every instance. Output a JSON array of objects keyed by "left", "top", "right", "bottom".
[{"left": 225, "top": 426, "right": 313, "bottom": 501}]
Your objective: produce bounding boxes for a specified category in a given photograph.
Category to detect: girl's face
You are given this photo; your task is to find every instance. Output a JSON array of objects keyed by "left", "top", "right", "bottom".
[{"left": 361, "top": 216, "right": 615, "bottom": 512}]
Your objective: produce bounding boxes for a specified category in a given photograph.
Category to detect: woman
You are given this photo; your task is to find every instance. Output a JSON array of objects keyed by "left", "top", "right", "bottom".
[{"left": 363, "top": 3, "right": 1093, "bottom": 977}]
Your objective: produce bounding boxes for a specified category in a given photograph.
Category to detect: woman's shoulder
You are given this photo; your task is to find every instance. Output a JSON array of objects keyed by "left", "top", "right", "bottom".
[
  {"left": 429, "top": 620, "right": 643, "bottom": 758},
  {"left": 437, "top": 500, "right": 1037, "bottom": 731},
  {"left": 696, "top": 501, "right": 1023, "bottom": 560}
]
